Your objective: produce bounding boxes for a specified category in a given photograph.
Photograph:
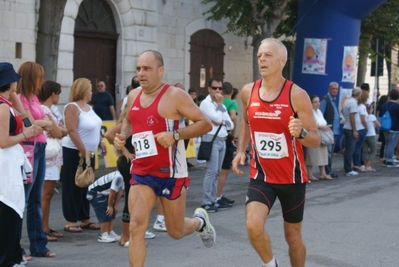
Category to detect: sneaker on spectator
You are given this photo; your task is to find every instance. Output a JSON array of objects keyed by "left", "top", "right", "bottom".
[
  {"left": 145, "top": 230, "right": 156, "bottom": 239},
  {"left": 383, "top": 161, "right": 399, "bottom": 167},
  {"left": 109, "top": 230, "right": 120, "bottom": 241},
  {"left": 328, "top": 173, "right": 339, "bottom": 178},
  {"left": 216, "top": 198, "right": 232, "bottom": 207},
  {"left": 201, "top": 204, "right": 217, "bottom": 213},
  {"left": 20, "top": 256, "right": 28, "bottom": 265},
  {"left": 193, "top": 207, "right": 216, "bottom": 248},
  {"left": 153, "top": 220, "right": 167, "bottom": 232},
  {"left": 214, "top": 202, "right": 228, "bottom": 211},
  {"left": 220, "top": 195, "right": 235, "bottom": 204},
  {"left": 98, "top": 232, "right": 116, "bottom": 243},
  {"left": 345, "top": 171, "right": 359, "bottom": 177}
]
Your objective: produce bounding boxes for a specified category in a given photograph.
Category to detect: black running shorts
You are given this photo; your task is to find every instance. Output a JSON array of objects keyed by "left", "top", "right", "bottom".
[{"left": 246, "top": 179, "right": 306, "bottom": 223}]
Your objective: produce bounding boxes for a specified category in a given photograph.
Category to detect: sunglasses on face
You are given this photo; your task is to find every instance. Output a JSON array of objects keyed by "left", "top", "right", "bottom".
[{"left": 210, "top": 86, "right": 223, "bottom": 90}]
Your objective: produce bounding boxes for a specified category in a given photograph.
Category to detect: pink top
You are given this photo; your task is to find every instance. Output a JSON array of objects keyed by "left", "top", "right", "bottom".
[{"left": 19, "top": 94, "right": 46, "bottom": 143}]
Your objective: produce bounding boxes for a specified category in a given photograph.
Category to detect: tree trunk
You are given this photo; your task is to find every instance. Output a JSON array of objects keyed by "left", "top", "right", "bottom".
[
  {"left": 356, "top": 50, "right": 368, "bottom": 86},
  {"left": 385, "top": 43, "right": 392, "bottom": 91},
  {"left": 36, "top": 0, "right": 67, "bottom": 81},
  {"left": 356, "top": 34, "right": 372, "bottom": 86}
]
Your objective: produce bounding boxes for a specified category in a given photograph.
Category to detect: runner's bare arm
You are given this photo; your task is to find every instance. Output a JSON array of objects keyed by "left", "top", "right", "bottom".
[{"left": 156, "top": 86, "right": 211, "bottom": 146}]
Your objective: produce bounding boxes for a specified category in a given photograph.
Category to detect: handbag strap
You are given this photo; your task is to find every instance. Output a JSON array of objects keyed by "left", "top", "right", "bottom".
[
  {"left": 85, "top": 150, "right": 92, "bottom": 167},
  {"left": 79, "top": 150, "right": 92, "bottom": 167},
  {"left": 210, "top": 124, "right": 223, "bottom": 142}
]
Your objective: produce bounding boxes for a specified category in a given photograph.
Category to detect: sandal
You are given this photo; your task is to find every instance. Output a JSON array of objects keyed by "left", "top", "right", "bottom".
[
  {"left": 23, "top": 255, "right": 32, "bottom": 261},
  {"left": 319, "top": 175, "right": 333, "bottom": 180},
  {"left": 80, "top": 222, "right": 100, "bottom": 230},
  {"left": 41, "top": 251, "right": 56, "bottom": 258},
  {"left": 366, "top": 166, "right": 376, "bottom": 172},
  {"left": 45, "top": 234, "right": 58, "bottom": 242},
  {"left": 353, "top": 165, "right": 366, "bottom": 172},
  {"left": 45, "top": 229, "right": 64, "bottom": 238},
  {"left": 308, "top": 176, "right": 319, "bottom": 181},
  {"left": 64, "top": 225, "right": 82, "bottom": 233}
]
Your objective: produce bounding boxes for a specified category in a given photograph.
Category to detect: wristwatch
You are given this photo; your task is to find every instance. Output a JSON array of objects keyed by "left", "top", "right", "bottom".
[
  {"left": 173, "top": 130, "right": 180, "bottom": 141},
  {"left": 298, "top": 128, "right": 307, "bottom": 139}
]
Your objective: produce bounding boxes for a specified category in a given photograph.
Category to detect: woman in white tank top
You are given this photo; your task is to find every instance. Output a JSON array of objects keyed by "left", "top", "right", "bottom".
[{"left": 60, "top": 78, "right": 105, "bottom": 232}]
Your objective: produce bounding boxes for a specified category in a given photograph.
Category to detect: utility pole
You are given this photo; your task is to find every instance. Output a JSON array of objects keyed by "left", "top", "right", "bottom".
[{"left": 374, "top": 38, "right": 379, "bottom": 115}]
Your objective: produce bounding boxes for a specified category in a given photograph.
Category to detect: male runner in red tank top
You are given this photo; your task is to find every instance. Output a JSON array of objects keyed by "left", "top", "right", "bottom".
[
  {"left": 232, "top": 38, "right": 321, "bottom": 267},
  {"left": 113, "top": 50, "right": 215, "bottom": 267}
]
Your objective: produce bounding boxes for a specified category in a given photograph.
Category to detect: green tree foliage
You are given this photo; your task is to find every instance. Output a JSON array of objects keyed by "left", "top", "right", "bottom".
[
  {"left": 202, "top": 0, "right": 293, "bottom": 79},
  {"left": 357, "top": 0, "right": 399, "bottom": 86}
]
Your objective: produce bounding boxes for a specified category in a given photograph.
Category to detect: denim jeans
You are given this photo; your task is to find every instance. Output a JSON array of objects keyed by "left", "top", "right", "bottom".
[
  {"left": 23, "top": 142, "right": 49, "bottom": 256},
  {"left": 383, "top": 131, "right": 399, "bottom": 162},
  {"left": 87, "top": 192, "right": 115, "bottom": 223},
  {"left": 353, "top": 129, "right": 367, "bottom": 167},
  {"left": 202, "top": 137, "right": 226, "bottom": 205},
  {"left": 343, "top": 129, "right": 357, "bottom": 173}
]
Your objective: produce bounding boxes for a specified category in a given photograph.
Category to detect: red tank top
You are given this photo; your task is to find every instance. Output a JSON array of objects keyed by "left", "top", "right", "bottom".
[
  {"left": 0, "top": 96, "right": 23, "bottom": 136},
  {"left": 247, "top": 79, "right": 308, "bottom": 184},
  {"left": 128, "top": 84, "right": 188, "bottom": 178}
]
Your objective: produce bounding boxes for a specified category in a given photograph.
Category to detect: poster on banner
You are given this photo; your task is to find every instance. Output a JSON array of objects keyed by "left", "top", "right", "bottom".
[
  {"left": 338, "top": 87, "right": 353, "bottom": 119},
  {"left": 185, "top": 120, "right": 198, "bottom": 159},
  {"left": 302, "top": 38, "right": 328, "bottom": 75},
  {"left": 98, "top": 120, "right": 118, "bottom": 169},
  {"left": 342, "top": 46, "right": 358, "bottom": 83}
]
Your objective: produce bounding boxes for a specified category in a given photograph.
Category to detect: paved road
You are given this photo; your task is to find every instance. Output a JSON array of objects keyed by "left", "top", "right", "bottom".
[{"left": 20, "top": 154, "right": 398, "bottom": 267}]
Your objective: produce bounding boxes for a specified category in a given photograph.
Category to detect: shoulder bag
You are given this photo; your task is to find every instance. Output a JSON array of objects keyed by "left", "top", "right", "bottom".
[
  {"left": 45, "top": 138, "right": 61, "bottom": 159},
  {"left": 319, "top": 129, "right": 334, "bottom": 146},
  {"left": 197, "top": 125, "right": 223, "bottom": 161}
]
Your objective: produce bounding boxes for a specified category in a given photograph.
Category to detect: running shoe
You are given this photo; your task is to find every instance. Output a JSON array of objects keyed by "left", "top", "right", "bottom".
[
  {"left": 153, "top": 220, "right": 167, "bottom": 231},
  {"left": 98, "top": 232, "right": 116, "bottom": 243},
  {"left": 220, "top": 195, "right": 235, "bottom": 204},
  {"left": 345, "top": 171, "right": 359, "bottom": 177},
  {"left": 145, "top": 230, "right": 156, "bottom": 239},
  {"left": 194, "top": 207, "right": 216, "bottom": 248},
  {"left": 383, "top": 161, "right": 399, "bottom": 167},
  {"left": 109, "top": 230, "right": 120, "bottom": 241},
  {"left": 214, "top": 202, "right": 228, "bottom": 211},
  {"left": 217, "top": 197, "right": 233, "bottom": 207},
  {"left": 201, "top": 204, "right": 217, "bottom": 213}
]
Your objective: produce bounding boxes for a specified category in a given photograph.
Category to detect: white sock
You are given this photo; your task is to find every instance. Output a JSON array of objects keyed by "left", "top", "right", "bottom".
[
  {"left": 262, "top": 257, "right": 276, "bottom": 267},
  {"left": 156, "top": 215, "right": 164, "bottom": 222}
]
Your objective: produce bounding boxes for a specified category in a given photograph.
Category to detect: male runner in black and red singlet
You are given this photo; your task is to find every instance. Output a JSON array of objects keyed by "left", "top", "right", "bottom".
[
  {"left": 232, "top": 38, "right": 321, "bottom": 267},
  {"left": 113, "top": 50, "right": 215, "bottom": 267}
]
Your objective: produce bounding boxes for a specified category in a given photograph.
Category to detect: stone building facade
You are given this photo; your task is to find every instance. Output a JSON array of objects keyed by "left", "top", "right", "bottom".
[{"left": 0, "top": 0, "right": 253, "bottom": 105}]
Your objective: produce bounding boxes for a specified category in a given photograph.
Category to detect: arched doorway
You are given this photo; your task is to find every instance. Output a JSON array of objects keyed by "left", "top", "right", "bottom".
[
  {"left": 189, "top": 30, "right": 224, "bottom": 96},
  {"left": 73, "top": 0, "right": 119, "bottom": 99}
]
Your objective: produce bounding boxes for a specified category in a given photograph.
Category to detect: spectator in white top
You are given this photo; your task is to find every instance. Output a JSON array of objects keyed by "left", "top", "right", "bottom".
[
  {"left": 199, "top": 78, "right": 234, "bottom": 212},
  {"left": 362, "top": 103, "right": 380, "bottom": 171}
]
